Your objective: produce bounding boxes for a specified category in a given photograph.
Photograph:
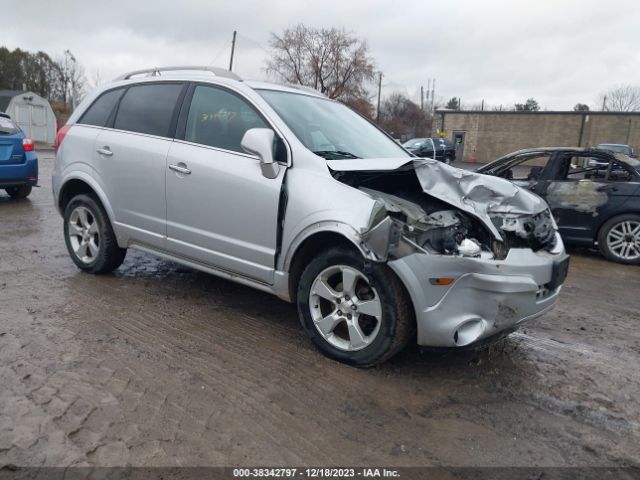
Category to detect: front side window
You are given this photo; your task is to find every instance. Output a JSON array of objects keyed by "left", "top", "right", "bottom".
[
  {"left": 114, "top": 83, "right": 183, "bottom": 137},
  {"left": 258, "top": 90, "right": 409, "bottom": 160},
  {"left": 489, "top": 153, "right": 552, "bottom": 181},
  {"left": 79, "top": 88, "right": 124, "bottom": 127},
  {"left": 185, "top": 85, "right": 268, "bottom": 153}
]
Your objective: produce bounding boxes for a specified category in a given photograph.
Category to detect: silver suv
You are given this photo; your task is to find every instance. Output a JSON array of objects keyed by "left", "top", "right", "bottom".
[{"left": 53, "top": 66, "right": 569, "bottom": 366}]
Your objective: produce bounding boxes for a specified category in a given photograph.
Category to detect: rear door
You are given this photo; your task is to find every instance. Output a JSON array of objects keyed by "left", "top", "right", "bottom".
[
  {"left": 93, "top": 82, "right": 186, "bottom": 249},
  {"left": 165, "top": 84, "right": 286, "bottom": 284},
  {"left": 539, "top": 152, "right": 640, "bottom": 243}
]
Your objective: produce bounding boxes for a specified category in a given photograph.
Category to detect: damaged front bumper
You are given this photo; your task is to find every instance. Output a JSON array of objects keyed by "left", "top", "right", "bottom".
[{"left": 388, "top": 243, "right": 569, "bottom": 348}]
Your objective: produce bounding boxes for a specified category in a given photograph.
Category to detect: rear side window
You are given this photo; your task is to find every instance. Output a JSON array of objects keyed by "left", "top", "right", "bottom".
[
  {"left": 185, "top": 85, "right": 268, "bottom": 153},
  {"left": 78, "top": 88, "right": 124, "bottom": 127},
  {"left": 114, "top": 83, "right": 183, "bottom": 137}
]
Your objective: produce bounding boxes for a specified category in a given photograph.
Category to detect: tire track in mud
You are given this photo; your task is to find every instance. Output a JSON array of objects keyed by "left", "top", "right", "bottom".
[{"left": 62, "top": 284, "right": 348, "bottom": 464}]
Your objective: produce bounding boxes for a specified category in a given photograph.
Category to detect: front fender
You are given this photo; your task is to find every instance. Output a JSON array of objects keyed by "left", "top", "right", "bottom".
[{"left": 280, "top": 220, "right": 372, "bottom": 272}]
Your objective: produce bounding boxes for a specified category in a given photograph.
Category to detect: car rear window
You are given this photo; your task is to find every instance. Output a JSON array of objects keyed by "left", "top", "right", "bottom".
[
  {"left": 114, "top": 83, "right": 183, "bottom": 137},
  {"left": 78, "top": 88, "right": 124, "bottom": 127},
  {"left": 0, "top": 116, "right": 19, "bottom": 135}
]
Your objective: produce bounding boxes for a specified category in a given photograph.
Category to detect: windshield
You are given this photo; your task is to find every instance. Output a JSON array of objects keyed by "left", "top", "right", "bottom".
[
  {"left": 0, "top": 116, "right": 19, "bottom": 135},
  {"left": 402, "top": 138, "right": 426, "bottom": 148},
  {"left": 597, "top": 144, "right": 632, "bottom": 155},
  {"left": 258, "top": 89, "right": 409, "bottom": 160}
]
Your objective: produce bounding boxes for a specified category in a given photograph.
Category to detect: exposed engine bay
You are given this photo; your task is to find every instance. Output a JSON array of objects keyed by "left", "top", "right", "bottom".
[{"left": 331, "top": 162, "right": 557, "bottom": 261}]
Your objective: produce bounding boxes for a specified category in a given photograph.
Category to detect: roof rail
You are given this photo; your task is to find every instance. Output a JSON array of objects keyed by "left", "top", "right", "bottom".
[
  {"left": 115, "top": 66, "right": 242, "bottom": 81},
  {"left": 285, "top": 84, "right": 324, "bottom": 96}
]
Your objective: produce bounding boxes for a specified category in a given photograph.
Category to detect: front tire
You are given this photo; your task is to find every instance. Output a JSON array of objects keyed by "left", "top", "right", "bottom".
[
  {"left": 297, "top": 247, "right": 414, "bottom": 367},
  {"left": 63, "top": 194, "right": 127, "bottom": 273},
  {"left": 598, "top": 214, "right": 640, "bottom": 265},
  {"left": 5, "top": 185, "right": 32, "bottom": 199}
]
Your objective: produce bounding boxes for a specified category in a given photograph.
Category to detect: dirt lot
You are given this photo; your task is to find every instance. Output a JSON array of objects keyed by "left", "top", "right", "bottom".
[{"left": 0, "top": 150, "right": 639, "bottom": 468}]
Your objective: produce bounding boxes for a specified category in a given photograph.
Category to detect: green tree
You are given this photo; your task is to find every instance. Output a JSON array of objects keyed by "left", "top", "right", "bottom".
[
  {"left": 445, "top": 97, "right": 459, "bottom": 110},
  {"left": 515, "top": 98, "right": 540, "bottom": 111}
]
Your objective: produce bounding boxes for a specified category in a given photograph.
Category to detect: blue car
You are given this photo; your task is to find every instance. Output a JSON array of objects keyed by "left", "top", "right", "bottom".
[{"left": 0, "top": 112, "right": 38, "bottom": 198}]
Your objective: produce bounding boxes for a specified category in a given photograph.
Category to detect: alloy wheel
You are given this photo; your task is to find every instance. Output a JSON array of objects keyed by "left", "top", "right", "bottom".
[
  {"left": 68, "top": 206, "right": 100, "bottom": 264},
  {"left": 308, "top": 265, "right": 382, "bottom": 351},
  {"left": 606, "top": 220, "right": 640, "bottom": 261}
]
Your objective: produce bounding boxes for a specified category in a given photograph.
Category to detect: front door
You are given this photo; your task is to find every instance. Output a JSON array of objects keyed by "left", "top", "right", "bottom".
[
  {"left": 453, "top": 131, "right": 465, "bottom": 160},
  {"left": 30, "top": 105, "right": 47, "bottom": 142},
  {"left": 165, "top": 84, "right": 285, "bottom": 284}
]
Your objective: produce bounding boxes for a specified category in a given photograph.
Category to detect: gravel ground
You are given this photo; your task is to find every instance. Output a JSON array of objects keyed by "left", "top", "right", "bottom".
[{"left": 0, "top": 151, "right": 639, "bottom": 468}]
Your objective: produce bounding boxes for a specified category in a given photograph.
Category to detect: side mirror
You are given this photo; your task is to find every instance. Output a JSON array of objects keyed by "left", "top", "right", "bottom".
[{"left": 241, "top": 128, "right": 280, "bottom": 179}]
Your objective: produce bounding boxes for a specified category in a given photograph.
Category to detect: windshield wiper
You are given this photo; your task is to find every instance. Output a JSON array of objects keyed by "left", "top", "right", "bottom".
[{"left": 313, "top": 150, "right": 361, "bottom": 159}]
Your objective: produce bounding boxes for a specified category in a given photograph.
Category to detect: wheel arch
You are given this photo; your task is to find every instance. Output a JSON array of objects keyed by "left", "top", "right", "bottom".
[
  {"left": 284, "top": 227, "right": 367, "bottom": 302},
  {"left": 58, "top": 175, "right": 115, "bottom": 225},
  {"left": 595, "top": 209, "right": 640, "bottom": 241}
]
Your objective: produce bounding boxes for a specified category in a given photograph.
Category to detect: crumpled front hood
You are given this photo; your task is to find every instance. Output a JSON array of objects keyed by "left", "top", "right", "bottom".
[{"left": 327, "top": 158, "right": 549, "bottom": 240}]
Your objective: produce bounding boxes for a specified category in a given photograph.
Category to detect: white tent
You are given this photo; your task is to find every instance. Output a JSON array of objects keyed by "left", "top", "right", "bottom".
[{"left": 0, "top": 90, "right": 56, "bottom": 144}]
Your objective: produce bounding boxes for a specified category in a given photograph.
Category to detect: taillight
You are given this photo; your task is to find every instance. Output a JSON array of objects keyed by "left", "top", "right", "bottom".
[
  {"left": 55, "top": 125, "right": 71, "bottom": 152},
  {"left": 23, "top": 137, "right": 34, "bottom": 152}
]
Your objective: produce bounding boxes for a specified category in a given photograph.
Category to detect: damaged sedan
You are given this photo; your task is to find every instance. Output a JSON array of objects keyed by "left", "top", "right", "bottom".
[
  {"left": 53, "top": 66, "right": 569, "bottom": 366},
  {"left": 478, "top": 148, "right": 640, "bottom": 265}
]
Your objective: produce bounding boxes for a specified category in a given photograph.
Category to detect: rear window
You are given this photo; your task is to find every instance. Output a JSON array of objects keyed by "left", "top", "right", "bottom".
[
  {"left": 0, "top": 116, "right": 19, "bottom": 135},
  {"left": 78, "top": 88, "right": 124, "bottom": 127},
  {"left": 114, "top": 83, "right": 183, "bottom": 137}
]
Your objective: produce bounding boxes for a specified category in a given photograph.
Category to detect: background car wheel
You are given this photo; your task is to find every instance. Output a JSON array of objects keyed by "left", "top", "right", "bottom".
[
  {"left": 5, "top": 185, "right": 32, "bottom": 199},
  {"left": 297, "top": 247, "right": 414, "bottom": 367},
  {"left": 598, "top": 213, "right": 640, "bottom": 265},
  {"left": 63, "top": 194, "right": 127, "bottom": 273},
  {"left": 444, "top": 156, "right": 452, "bottom": 165}
]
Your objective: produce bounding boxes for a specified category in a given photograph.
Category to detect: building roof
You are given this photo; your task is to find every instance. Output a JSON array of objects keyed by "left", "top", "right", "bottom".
[
  {"left": 437, "top": 109, "right": 640, "bottom": 116},
  {"left": 0, "top": 89, "right": 29, "bottom": 112}
]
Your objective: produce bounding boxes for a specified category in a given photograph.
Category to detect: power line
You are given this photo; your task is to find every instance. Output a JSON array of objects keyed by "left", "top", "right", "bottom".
[
  {"left": 208, "top": 41, "right": 231, "bottom": 66},
  {"left": 235, "top": 32, "right": 271, "bottom": 54}
]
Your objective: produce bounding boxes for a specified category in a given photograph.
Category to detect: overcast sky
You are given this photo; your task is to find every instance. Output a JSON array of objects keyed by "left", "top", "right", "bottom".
[{"left": 3, "top": 0, "right": 638, "bottom": 110}]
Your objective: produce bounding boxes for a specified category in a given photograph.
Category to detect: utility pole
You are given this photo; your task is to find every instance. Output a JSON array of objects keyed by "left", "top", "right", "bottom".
[
  {"left": 602, "top": 95, "right": 607, "bottom": 111},
  {"left": 431, "top": 79, "right": 436, "bottom": 113},
  {"left": 420, "top": 86, "right": 424, "bottom": 110},
  {"left": 376, "top": 72, "right": 383, "bottom": 122},
  {"left": 481, "top": 99, "right": 484, "bottom": 111},
  {"left": 229, "top": 30, "right": 237, "bottom": 72}
]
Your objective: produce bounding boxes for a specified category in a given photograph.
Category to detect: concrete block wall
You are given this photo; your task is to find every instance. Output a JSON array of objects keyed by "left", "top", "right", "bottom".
[{"left": 440, "top": 111, "right": 640, "bottom": 163}]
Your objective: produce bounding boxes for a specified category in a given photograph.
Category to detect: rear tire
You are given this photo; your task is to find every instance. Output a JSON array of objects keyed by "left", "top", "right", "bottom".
[
  {"left": 597, "top": 213, "right": 640, "bottom": 265},
  {"left": 63, "top": 194, "right": 127, "bottom": 273},
  {"left": 296, "top": 247, "right": 414, "bottom": 367},
  {"left": 5, "top": 185, "right": 32, "bottom": 199}
]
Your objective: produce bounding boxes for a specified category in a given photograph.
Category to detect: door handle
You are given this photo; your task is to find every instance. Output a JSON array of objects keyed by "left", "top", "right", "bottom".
[
  {"left": 169, "top": 164, "right": 191, "bottom": 175},
  {"left": 96, "top": 147, "right": 113, "bottom": 157}
]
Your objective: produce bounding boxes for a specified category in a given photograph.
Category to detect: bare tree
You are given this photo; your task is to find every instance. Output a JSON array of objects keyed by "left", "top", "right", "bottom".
[
  {"left": 600, "top": 85, "right": 640, "bottom": 112},
  {"left": 88, "top": 68, "right": 104, "bottom": 91},
  {"left": 378, "top": 92, "right": 430, "bottom": 138},
  {"left": 55, "top": 50, "right": 86, "bottom": 110},
  {"left": 266, "top": 24, "right": 376, "bottom": 101}
]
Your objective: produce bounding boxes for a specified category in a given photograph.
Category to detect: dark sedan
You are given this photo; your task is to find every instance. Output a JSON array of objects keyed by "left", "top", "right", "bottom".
[
  {"left": 477, "top": 147, "right": 640, "bottom": 265},
  {"left": 402, "top": 137, "right": 456, "bottom": 164}
]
